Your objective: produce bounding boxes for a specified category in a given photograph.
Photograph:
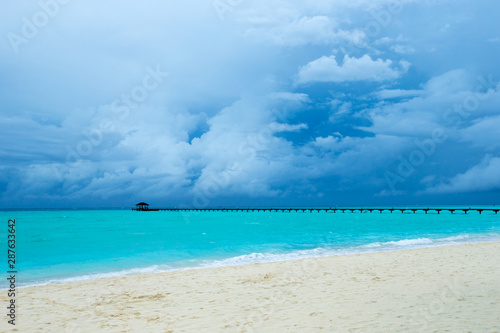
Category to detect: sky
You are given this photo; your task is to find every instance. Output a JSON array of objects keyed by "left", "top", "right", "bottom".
[{"left": 1, "top": 0, "right": 499, "bottom": 209}]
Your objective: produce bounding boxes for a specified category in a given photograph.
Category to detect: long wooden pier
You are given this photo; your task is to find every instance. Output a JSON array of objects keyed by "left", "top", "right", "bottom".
[{"left": 133, "top": 207, "right": 499, "bottom": 214}]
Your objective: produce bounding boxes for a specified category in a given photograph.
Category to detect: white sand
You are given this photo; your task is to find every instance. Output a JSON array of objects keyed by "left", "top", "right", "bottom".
[{"left": 1, "top": 242, "right": 499, "bottom": 332}]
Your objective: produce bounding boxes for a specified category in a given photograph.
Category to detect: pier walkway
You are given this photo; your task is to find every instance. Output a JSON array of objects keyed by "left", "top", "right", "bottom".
[{"left": 133, "top": 207, "right": 499, "bottom": 214}]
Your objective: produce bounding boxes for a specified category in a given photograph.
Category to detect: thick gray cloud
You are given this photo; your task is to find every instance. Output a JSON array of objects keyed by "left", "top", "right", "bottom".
[{"left": 426, "top": 156, "right": 500, "bottom": 194}]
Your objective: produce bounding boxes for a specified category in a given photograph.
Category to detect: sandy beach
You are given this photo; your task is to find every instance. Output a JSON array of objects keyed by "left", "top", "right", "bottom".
[{"left": 2, "top": 241, "right": 499, "bottom": 332}]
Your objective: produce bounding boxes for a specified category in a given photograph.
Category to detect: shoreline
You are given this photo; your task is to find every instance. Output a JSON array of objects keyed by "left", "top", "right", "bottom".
[
  {"left": 1, "top": 241, "right": 499, "bottom": 331},
  {"left": 8, "top": 234, "right": 500, "bottom": 289}
]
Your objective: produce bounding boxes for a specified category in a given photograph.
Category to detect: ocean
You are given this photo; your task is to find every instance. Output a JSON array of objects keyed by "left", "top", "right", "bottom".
[{"left": 1, "top": 208, "right": 499, "bottom": 288}]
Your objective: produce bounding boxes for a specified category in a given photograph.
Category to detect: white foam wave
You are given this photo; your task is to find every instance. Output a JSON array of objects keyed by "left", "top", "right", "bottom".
[
  {"left": 192, "top": 233, "right": 500, "bottom": 269},
  {"left": 362, "top": 238, "right": 434, "bottom": 248},
  {"left": 17, "top": 232, "right": 500, "bottom": 288}
]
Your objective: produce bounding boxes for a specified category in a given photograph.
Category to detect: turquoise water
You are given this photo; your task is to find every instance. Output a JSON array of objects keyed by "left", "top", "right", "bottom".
[{"left": 0, "top": 208, "right": 499, "bottom": 288}]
